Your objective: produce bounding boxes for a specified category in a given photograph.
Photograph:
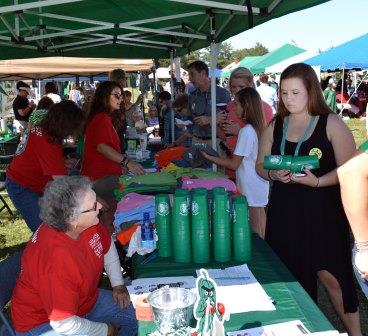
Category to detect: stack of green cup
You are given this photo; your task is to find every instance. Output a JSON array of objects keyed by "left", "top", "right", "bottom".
[
  {"left": 172, "top": 189, "right": 191, "bottom": 263},
  {"left": 155, "top": 194, "right": 172, "bottom": 257},
  {"left": 212, "top": 187, "right": 231, "bottom": 262},
  {"left": 233, "top": 195, "right": 252, "bottom": 261},
  {"left": 191, "top": 188, "right": 210, "bottom": 263}
]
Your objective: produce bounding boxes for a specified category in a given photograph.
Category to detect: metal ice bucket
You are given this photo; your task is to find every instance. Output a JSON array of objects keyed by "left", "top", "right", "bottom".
[{"left": 147, "top": 287, "right": 196, "bottom": 335}]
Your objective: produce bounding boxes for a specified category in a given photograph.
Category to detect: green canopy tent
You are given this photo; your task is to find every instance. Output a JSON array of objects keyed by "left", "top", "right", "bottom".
[
  {"left": 221, "top": 55, "right": 261, "bottom": 78},
  {"left": 0, "top": 0, "right": 330, "bottom": 153},
  {"left": 248, "top": 43, "right": 306, "bottom": 74},
  {"left": 0, "top": 1, "right": 329, "bottom": 60}
]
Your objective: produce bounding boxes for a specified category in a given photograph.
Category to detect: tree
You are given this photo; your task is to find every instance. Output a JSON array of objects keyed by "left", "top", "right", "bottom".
[{"left": 232, "top": 42, "right": 268, "bottom": 61}]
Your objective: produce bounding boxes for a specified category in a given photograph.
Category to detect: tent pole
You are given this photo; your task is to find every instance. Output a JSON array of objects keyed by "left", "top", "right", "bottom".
[
  {"left": 169, "top": 49, "right": 175, "bottom": 144},
  {"left": 210, "top": 42, "right": 218, "bottom": 170},
  {"left": 340, "top": 67, "right": 345, "bottom": 116}
]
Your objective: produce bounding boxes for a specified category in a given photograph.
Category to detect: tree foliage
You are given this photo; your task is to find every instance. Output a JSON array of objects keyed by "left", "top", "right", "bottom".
[{"left": 157, "top": 42, "right": 268, "bottom": 69}]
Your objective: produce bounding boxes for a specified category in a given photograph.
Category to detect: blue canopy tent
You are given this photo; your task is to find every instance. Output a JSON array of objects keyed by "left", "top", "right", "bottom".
[
  {"left": 304, "top": 33, "right": 368, "bottom": 71},
  {"left": 305, "top": 33, "right": 368, "bottom": 116}
]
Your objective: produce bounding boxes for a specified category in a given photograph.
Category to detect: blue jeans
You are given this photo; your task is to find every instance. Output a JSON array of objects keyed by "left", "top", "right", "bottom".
[
  {"left": 16, "top": 289, "right": 138, "bottom": 336},
  {"left": 352, "top": 246, "right": 368, "bottom": 298},
  {"left": 5, "top": 176, "right": 42, "bottom": 232}
]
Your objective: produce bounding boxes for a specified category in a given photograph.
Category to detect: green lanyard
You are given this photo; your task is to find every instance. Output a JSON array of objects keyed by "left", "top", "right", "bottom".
[{"left": 280, "top": 116, "right": 316, "bottom": 156}]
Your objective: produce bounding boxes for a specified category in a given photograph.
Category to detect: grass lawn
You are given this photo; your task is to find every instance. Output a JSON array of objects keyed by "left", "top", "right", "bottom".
[{"left": 0, "top": 118, "right": 367, "bottom": 333}]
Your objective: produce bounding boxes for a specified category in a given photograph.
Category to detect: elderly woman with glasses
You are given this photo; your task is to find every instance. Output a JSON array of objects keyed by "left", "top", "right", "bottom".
[
  {"left": 11, "top": 176, "right": 137, "bottom": 336},
  {"left": 81, "top": 81, "right": 145, "bottom": 232}
]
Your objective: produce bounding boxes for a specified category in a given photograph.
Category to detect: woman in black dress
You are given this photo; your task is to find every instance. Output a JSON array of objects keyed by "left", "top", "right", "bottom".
[{"left": 256, "top": 63, "right": 361, "bottom": 336}]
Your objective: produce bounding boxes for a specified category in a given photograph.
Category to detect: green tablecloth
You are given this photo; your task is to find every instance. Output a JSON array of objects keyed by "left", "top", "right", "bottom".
[{"left": 133, "top": 234, "right": 334, "bottom": 335}]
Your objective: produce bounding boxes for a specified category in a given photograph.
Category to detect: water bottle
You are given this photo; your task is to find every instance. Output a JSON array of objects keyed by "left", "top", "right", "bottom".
[
  {"left": 136, "top": 145, "right": 143, "bottom": 161},
  {"left": 141, "top": 212, "right": 155, "bottom": 249}
]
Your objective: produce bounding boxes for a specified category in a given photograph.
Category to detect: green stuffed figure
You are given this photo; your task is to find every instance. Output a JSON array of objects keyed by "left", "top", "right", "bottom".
[{"left": 192, "top": 269, "right": 226, "bottom": 336}]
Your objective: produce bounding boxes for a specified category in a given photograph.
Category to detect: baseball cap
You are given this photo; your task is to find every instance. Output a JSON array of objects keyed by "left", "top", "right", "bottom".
[
  {"left": 16, "top": 81, "right": 31, "bottom": 93},
  {"left": 328, "top": 78, "right": 336, "bottom": 84}
]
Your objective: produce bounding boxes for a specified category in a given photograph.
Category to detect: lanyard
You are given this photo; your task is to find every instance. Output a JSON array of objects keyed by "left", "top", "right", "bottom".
[{"left": 280, "top": 115, "right": 316, "bottom": 156}]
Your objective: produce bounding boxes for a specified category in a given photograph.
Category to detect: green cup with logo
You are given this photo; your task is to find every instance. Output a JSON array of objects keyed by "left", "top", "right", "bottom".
[
  {"left": 263, "top": 155, "right": 292, "bottom": 170},
  {"left": 191, "top": 188, "right": 210, "bottom": 263},
  {"left": 172, "top": 189, "right": 191, "bottom": 263},
  {"left": 212, "top": 188, "right": 231, "bottom": 262},
  {"left": 155, "top": 194, "right": 172, "bottom": 258},
  {"left": 290, "top": 155, "right": 319, "bottom": 173},
  {"left": 233, "top": 195, "right": 252, "bottom": 261}
]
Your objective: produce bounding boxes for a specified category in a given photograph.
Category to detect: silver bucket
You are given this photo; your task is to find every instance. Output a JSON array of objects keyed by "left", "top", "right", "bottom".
[{"left": 147, "top": 287, "right": 196, "bottom": 335}]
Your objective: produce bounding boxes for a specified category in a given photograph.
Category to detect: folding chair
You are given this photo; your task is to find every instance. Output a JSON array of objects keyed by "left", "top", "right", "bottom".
[
  {"left": 0, "top": 251, "right": 22, "bottom": 336},
  {"left": 0, "top": 182, "right": 14, "bottom": 223}
]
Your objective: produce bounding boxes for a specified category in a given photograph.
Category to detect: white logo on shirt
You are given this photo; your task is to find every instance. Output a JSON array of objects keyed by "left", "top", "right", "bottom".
[{"left": 89, "top": 233, "right": 103, "bottom": 258}]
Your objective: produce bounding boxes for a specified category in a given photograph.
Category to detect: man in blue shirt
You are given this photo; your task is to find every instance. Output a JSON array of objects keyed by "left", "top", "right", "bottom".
[{"left": 187, "top": 61, "right": 230, "bottom": 148}]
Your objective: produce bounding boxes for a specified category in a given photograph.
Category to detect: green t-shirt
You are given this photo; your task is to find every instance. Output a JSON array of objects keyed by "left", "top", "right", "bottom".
[
  {"left": 323, "top": 87, "right": 337, "bottom": 113},
  {"left": 359, "top": 140, "right": 368, "bottom": 153}
]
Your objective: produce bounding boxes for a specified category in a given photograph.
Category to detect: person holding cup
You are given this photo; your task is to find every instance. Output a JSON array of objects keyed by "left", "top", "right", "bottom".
[
  {"left": 256, "top": 63, "right": 361, "bottom": 335},
  {"left": 187, "top": 60, "right": 230, "bottom": 155}
]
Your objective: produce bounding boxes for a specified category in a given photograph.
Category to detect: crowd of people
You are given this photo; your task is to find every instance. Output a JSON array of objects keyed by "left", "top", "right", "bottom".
[{"left": 5, "top": 61, "right": 367, "bottom": 336}]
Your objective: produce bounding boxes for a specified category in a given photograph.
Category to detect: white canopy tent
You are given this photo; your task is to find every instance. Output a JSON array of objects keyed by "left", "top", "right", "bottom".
[
  {"left": 265, "top": 49, "right": 320, "bottom": 74},
  {"left": 148, "top": 66, "right": 187, "bottom": 79},
  {"left": 0, "top": 57, "right": 154, "bottom": 80}
]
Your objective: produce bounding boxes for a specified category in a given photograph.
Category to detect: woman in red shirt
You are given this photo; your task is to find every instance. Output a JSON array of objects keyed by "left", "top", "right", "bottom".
[
  {"left": 81, "top": 81, "right": 144, "bottom": 232},
  {"left": 6, "top": 101, "right": 85, "bottom": 232}
]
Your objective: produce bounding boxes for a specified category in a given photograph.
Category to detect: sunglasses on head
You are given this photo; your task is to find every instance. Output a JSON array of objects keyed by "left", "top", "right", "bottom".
[{"left": 81, "top": 201, "right": 98, "bottom": 213}]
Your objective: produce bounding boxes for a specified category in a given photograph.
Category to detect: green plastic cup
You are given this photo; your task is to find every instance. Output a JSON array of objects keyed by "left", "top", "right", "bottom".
[
  {"left": 212, "top": 189, "right": 231, "bottom": 262},
  {"left": 172, "top": 189, "right": 191, "bottom": 263},
  {"left": 155, "top": 194, "right": 172, "bottom": 257},
  {"left": 263, "top": 155, "right": 292, "bottom": 170},
  {"left": 233, "top": 195, "right": 251, "bottom": 261},
  {"left": 191, "top": 188, "right": 210, "bottom": 263},
  {"left": 290, "top": 155, "right": 319, "bottom": 173}
]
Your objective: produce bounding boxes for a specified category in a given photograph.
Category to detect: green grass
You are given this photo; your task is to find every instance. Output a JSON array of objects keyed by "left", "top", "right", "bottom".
[{"left": 0, "top": 119, "right": 367, "bottom": 333}]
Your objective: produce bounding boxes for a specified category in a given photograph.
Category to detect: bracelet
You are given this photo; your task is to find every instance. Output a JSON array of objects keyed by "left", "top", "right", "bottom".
[
  {"left": 315, "top": 178, "right": 319, "bottom": 188},
  {"left": 120, "top": 156, "right": 128, "bottom": 166},
  {"left": 267, "top": 170, "right": 274, "bottom": 181}
]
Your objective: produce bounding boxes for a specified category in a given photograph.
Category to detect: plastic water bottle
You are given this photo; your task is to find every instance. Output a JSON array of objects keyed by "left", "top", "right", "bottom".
[
  {"left": 136, "top": 145, "right": 143, "bottom": 161},
  {"left": 141, "top": 212, "right": 155, "bottom": 249}
]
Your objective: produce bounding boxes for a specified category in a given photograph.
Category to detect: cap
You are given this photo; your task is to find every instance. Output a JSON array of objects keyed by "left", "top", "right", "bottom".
[
  {"left": 16, "top": 81, "right": 31, "bottom": 93},
  {"left": 328, "top": 78, "right": 336, "bottom": 84}
]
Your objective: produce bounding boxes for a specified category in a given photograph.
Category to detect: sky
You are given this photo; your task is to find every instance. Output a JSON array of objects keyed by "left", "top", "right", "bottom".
[{"left": 225, "top": 0, "right": 367, "bottom": 52}]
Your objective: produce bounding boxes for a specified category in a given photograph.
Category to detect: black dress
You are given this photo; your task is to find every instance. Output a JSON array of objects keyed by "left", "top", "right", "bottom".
[{"left": 266, "top": 114, "right": 358, "bottom": 313}]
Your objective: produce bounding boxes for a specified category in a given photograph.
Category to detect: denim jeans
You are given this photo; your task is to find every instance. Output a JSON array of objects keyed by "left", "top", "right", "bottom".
[
  {"left": 352, "top": 246, "right": 368, "bottom": 298},
  {"left": 5, "top": 176, "right": 42, "bottom": 232},
  {"left": 16, "top": 288, "right": 138, "bottom": 336}
]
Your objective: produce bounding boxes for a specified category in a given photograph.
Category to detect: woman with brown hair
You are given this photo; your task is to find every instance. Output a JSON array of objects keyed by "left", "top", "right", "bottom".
[
  {"left": 6, "top": 101, "right": 85, "bottom": 232},
  {"left": 81, "top": 81, "right": 144, "bottom": 232},
  {"left": 201, "top": 87, "right": 268, "bottom": 238},
  {"left": 256, "top": 63, "right": 362, "bottom": 335}
]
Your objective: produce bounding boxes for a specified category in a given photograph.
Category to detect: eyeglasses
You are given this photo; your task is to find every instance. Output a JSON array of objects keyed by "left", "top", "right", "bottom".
[
  {"left": 111, "top": 93, "right": 124, "bottom": 100},
  {"left": 81, "top": 201, "right": 98, "bottom": 213}
]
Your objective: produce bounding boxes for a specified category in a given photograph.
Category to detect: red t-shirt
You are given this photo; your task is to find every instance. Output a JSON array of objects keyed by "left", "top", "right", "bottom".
[
  {"left": 6, "top": 126, "right": 66, "bottom": 193},
  {"left": 225, "top": 100, "right": 273, "bottom": 179},
  {"left": 11, "top": 223, "right": 111, "bottom": 332},
  {"left": 81, "top": 112, "right": 121, "bottom": 181}
]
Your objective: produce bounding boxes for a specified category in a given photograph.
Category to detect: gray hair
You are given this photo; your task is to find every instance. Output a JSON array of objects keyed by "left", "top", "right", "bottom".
[
  {"left": 39, "top": 176, "right": 93, "bottom": 232},
  {"left": 229, "top": 67, "right": 255, "bottom": 89}
]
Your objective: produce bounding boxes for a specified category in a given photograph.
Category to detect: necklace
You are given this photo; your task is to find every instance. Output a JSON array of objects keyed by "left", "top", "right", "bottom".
[{"left": 280, "top": 115, "right": 316, "bottom": 156}]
